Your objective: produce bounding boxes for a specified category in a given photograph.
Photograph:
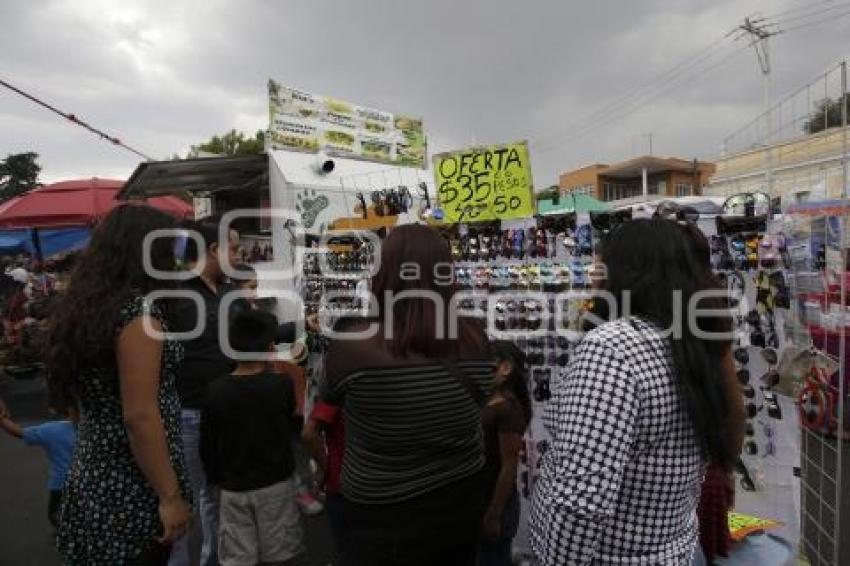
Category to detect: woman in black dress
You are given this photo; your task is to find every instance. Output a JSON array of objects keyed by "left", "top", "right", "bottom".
[{"left": 46, "top": 205, "right": 192, "bottom": 565}]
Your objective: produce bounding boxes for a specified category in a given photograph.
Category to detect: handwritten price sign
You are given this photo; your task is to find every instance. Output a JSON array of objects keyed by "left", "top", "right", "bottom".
[{"left": 434, "top": 141, "right": 535, "bottom": 223}]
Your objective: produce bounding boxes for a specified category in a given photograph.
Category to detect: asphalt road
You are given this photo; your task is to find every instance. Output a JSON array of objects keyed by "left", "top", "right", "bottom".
[{"left": 0, "top": 374, "right": 336, "bottom": 566}]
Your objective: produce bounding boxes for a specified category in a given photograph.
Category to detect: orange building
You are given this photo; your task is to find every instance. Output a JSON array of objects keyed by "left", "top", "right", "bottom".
[{"left": 559, "top": 156, "right": 716, "bottom": 204}]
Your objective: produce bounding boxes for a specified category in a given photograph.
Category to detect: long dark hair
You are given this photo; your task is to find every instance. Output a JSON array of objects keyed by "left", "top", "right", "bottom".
[
  {"left": 46, "top": 204, "right": 180, "bottom": 411},
  {"left": 591, "top": 218, "right": 732, "bottom": 467},
  {"left": 371, "top": 224, "right": 485, "bottom": 358},
  {"left": 489, "top": 341, "right": 532, "bottom": 428}
]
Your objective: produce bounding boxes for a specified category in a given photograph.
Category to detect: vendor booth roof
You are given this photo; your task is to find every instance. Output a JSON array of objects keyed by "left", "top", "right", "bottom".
[
  {"left": 0, "top": 227, "right": 91, "bottom": 257},
  {"left": 0, "top": 178, "right": 193, "bottom": 229},
  {"left": 538, "top": 193, "right": 610, "bottom": 215},
  {"left": 120, "top": 154, "right": 269, "bottom": 199}
]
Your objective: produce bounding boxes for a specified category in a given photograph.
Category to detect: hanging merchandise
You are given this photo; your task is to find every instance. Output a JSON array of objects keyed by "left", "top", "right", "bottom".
[
  {"left": 770, "top": 200, "right": 850, "bottom": 566},
  {"left": 441, "top": 207, "right": 599, "bottom": 562}
]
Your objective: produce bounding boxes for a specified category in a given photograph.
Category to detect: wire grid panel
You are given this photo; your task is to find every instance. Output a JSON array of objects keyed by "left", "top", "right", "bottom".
[{"left": 711, "top": 61, "right": 848, "bottom": 203}]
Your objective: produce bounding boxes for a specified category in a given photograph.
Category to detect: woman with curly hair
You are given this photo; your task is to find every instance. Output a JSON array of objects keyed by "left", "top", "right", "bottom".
[{"left": 46, "top": 204, "right": 192, "bottom": 566}]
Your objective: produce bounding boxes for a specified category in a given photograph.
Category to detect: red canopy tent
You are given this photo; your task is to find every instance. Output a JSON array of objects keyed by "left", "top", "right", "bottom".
[{"left": 0, "top": 178, "right": 193, "bottom": 229}]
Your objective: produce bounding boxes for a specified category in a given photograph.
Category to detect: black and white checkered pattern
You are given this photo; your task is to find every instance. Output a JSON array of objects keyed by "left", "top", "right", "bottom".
[{"left": 530, "top": 317, "right": 704, "bottom": 565}]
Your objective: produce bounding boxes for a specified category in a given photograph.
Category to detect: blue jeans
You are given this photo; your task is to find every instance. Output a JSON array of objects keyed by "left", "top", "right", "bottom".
[{"left": 168, "top": 409, "right": 219, "bottom": 566}]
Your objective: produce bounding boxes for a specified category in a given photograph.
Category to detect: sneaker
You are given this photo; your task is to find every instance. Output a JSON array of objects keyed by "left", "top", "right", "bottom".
[{"left": 295, "top": 492, "right": 324, "bottom": 515}]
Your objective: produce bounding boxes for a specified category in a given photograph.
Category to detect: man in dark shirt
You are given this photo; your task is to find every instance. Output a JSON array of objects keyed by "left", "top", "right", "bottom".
[
  {"left": 201, "top": 309, "right": 304, "bottom": 565},
  {"left": 169, "top": 217, "right": 240, "bottom": 566}
]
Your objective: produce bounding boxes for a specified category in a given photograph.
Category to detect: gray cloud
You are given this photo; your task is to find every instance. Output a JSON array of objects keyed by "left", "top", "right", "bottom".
[{"left": 1, "top": 0, "right": 848, "bottom": 185}]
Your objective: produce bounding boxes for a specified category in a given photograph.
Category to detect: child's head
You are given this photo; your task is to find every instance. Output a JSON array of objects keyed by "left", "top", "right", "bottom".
[
  {"left": 489, "top": 340, "right": 532, "bottom": 426},
  {"left": 233, "top": 264, "right": 258, "bottom": 303},
  {"left": 230, "top": 309, "right": 277, "bottom": 358},
  {"left": 48, "top": 399, "right": 80, "bottom": 424}
]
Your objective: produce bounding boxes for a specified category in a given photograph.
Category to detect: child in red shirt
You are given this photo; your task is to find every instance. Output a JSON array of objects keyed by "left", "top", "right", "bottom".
[{"left": 303, "top": 398, "right": 346, "bottom": 554}]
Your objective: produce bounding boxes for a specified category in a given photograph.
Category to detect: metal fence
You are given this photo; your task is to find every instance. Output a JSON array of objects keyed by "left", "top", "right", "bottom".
[{"left": 710, "top": 60, "right": 848, "bottom": 205}]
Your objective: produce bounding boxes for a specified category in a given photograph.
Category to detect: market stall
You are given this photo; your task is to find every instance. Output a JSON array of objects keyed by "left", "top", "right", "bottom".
[{"left": 114, "top": 75, "right": 843, "bottom": 564}]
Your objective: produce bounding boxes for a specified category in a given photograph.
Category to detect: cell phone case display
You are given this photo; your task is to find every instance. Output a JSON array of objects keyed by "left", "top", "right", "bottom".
[{"left": 778, "top": 207, "right": 850, "bottom": 566}]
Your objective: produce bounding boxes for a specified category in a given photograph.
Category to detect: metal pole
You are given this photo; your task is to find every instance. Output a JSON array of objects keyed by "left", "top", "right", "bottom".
[
  {"left": 764, "top": 36, "right": 774, "bottom": 197},
  {"left": 843, "top": 62, "right": 848, "bottom": 199},
  {"left": 835, "top": 59, "right": 847, "bottom": 565}
]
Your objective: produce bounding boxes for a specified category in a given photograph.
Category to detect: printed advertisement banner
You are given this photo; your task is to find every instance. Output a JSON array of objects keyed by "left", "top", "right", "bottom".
[
  {"left": 433, "top": 141, "right": 535, "bottom": 223},
  {"left": 268, "top": 80, "right": 427, "bottom": 168}
]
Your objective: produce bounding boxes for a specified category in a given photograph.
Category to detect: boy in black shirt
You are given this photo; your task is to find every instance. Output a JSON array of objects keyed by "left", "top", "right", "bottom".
[{"left": 200, "top": 310, "right": 305, "bottom": 566}]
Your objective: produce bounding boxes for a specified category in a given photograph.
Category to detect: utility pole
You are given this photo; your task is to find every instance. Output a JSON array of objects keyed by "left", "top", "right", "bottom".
[
  {"left": 739, "top": 16, "right": 779, "bottom": 193},
  {"left": 644, "top": 132, "right": 654, "bottom": 156}
]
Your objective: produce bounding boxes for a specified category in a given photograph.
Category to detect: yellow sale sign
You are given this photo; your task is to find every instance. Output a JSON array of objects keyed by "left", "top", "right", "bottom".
[{"left": 434, "top": 141, "right": 535, "bottom": 223}]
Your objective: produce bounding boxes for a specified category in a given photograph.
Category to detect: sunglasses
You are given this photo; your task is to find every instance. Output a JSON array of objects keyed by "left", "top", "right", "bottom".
[
  {"left": 762, "top": 348, "right": 778, "bottom": 366},
  {"left": 746, "top": 403, "right": 758, "bottom": 419},
  {"left": 761, "top": 370, "right": 780, "bottom": 389},
  {"left": 734, "top": 348, "right": 750, "bottom": 365}
]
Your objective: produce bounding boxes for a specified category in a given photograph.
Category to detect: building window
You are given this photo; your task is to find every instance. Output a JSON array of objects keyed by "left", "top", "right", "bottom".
[
  {"left": 676, "top": 182, "right": 693, "bottom": 197},
  {"left": 566, "top": 184, "right": 593, "bottom": 197}
]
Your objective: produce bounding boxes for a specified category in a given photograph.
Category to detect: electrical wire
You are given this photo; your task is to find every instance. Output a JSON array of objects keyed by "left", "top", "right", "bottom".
[
  {"left": 762, "top": 0, "right": 848, "bottom": 22},
  {"left": 779, "top": 6, "right": 850, "bottom": 32},
  {"left": 770, "top": 1, "right": 850, "bottom": 24},
  {"left": 0, "top": 77, "right": 153, "bottom": 161},
  {"left": 532, "top": 2, "right": 850, "bottom": 155},
  {"left": 531, "top": 31, "right": 740, "bottom": 151},
  {"left": 535, "top": 42, "right": 752, "bottom": 154}
]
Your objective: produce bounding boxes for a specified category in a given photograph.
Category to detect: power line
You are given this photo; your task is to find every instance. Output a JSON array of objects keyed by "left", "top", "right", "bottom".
[
  {"left": 535, "top": 42, "right": 751, "bottom": 154},
  {"left": 534, "top": 39, "right": 748, "bottom": 153},
  {"left": 780, "top": 6, "right": 850, "bottom": 32},
  {"left": 532, "top": 2, "right": 850, "bottom": 156},
  {"left": 0, "top": 78, "right": 153, "bottom": 161},
  {"left": 770, "top": 0, "right": 850, "bottom": 24},
  {"left": 531, "top": 31, "right": 739, "bottom": 151},
  {"left": 765, "top": 0, "right": 849, "bottom": 22},
  {"left": 764, "top": 0, "right": 838, "bottom": 19}
]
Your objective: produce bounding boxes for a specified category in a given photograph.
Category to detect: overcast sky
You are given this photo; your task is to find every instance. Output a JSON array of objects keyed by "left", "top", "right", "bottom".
[{"left": 2, "top": 0, "right": 849, "bottom": 186}]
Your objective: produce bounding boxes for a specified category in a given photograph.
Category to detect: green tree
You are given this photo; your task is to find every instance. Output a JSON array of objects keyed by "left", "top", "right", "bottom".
[
  {"left": 0, "top": 152, "right": 41, "bottom": 202},
  {"left": 188, "top": 129, "right": 265, "bottom": 158},
  {"left": 804, "top": 95, "right": 850, "bottom": 134}
]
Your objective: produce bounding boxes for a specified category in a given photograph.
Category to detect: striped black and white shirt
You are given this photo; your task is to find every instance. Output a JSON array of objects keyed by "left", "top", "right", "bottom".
[{"left": 322, "top": 324, "right": 493, "bottom": 505}]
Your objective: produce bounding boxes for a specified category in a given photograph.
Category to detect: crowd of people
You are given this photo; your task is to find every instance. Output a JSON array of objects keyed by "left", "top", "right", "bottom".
[
  {"left": 0, "top": 254, "right": 74, "bottom": 370},
  {"left": 0, "top": 202, "right": 746, "bottom": 566}
]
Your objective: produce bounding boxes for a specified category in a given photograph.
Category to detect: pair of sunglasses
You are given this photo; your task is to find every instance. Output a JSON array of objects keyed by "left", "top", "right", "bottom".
[
  {"left": 762, "top": 348, "right": 778, "bottom": 366},
  {"left": 734, "top": 348, "right": 750, "bottom": 365}
]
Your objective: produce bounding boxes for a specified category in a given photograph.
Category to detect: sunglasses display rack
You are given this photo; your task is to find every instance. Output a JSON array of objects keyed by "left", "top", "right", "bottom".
[
  {"left": 443, "top": 216, "right": 601, "bottom": 563},
  {"left": 298, "top": 241, "right": 377, "bottom": 417},
  {"left": 708, "top": 225, "right": 807, "bottom": 549}
]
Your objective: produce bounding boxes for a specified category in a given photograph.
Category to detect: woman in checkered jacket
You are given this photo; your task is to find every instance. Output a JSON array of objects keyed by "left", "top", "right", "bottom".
[{"left": 530, "top": 219, "right": 736, "bottom": 565}]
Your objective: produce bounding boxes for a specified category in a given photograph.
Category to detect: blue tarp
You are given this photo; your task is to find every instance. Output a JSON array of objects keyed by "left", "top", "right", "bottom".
[
  {"left": 0, "top": 227, "right": 90, "bottom": 257},
  {"left": 0, "top": 230, "right": 32, "bottom": 254},
  {"left": 37, "top": 227, "right": 90, "bottom": 257}
]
